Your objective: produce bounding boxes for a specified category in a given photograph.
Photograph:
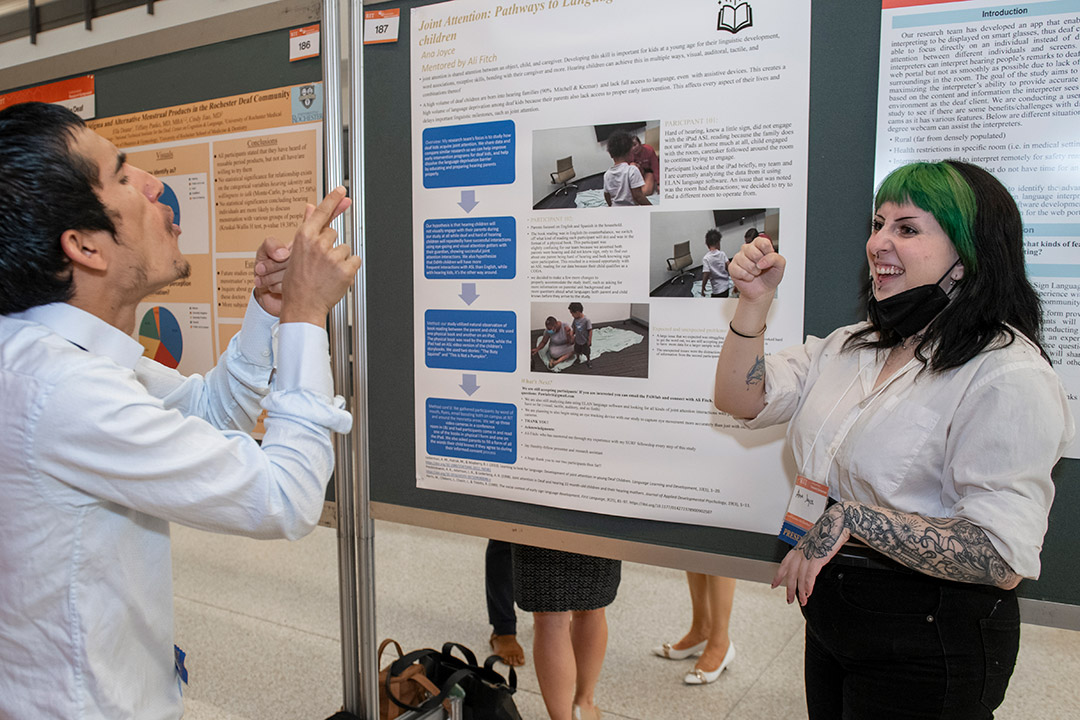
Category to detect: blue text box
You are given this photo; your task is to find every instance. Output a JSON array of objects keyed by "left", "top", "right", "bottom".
[
  {"left": 426, "top": 398, "right": 517, "bottom": 464},
  {"left": 425, "top": 309, "right": 516, "bottom": 372},
  {"left": 1028, "top": 263, "right": 1080, "bottom": 278},
  {"left": 424, "top": 217, "right": 516, "bottom": 279},
  {"left": 422, "top": 120, "right": 515, "bottom": 188},
  {"left": 892, "top": 1, "right": 1080, "bottom": 28},
  {"left": 1025, "top": 223, "right": 1080, "bottom": 237}
]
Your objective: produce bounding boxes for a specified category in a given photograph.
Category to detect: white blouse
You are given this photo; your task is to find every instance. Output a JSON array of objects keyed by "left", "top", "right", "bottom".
[{"left": 743, "top": 323, "right": 1075, "bottom": 578}]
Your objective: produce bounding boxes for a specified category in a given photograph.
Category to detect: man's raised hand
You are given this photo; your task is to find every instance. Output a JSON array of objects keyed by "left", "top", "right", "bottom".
[{"left": 278, "top": 186, "right": 360, "bottom": 326}]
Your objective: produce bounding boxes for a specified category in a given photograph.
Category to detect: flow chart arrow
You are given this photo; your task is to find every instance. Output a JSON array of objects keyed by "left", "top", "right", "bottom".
[
  {"left": 458, "top": 189, "right": 479, "bottom": 213},
  {"left": 459, "top": 282, "right": 479, "bottom": 305},
  {"left": 460, "top": 373, "right": 480, "bottom": 396}
]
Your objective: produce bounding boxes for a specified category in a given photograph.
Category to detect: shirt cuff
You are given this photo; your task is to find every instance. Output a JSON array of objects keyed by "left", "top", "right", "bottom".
[
  {"left": 236, "top": 292, "right": 277, "bottom": 366},
  {"left": 275, "top": 322, "right": 334, "bottom": 397}
]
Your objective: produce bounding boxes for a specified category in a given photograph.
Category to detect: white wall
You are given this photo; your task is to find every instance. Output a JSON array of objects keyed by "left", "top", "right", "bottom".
[
  {"left": 764, "top": 208, "right": 780, "bottom": 251},
  {"left": 530, "top": 302, "right": 631, "bottom": 330}
]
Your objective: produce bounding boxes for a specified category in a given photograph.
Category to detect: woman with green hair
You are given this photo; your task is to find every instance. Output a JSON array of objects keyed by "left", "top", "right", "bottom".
[{"left": 712, "top": 160, "right": 1074, "bottom": 718}]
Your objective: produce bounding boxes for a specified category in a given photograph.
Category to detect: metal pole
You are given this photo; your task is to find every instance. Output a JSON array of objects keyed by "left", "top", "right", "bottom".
[
  {"left": 348, "top": 1, "right": 380, "bottom": 717},
  {"left": 322, "top": 0, "right": 365, "bottom": 713},
  {"left": 28, "top": 0, "right": 38, "bottom": 44}
]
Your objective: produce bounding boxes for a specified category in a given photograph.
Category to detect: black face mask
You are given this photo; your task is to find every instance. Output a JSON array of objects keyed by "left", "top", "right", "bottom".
[{"left": 867, "top": 262, "right": 959, "bottom": 338}]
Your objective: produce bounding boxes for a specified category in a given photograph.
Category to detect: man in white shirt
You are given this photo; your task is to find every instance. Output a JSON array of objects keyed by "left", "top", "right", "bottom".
[{"left": 0, "top": 102, "right": 362, "bottom": 719}]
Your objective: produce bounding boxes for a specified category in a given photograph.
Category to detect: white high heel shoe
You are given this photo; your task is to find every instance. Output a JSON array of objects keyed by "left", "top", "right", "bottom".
[
  {"left": 683, "top": 641, "right": 735, "bottom": 685},
  {"left": 572, "top": 703, "right": 602, "bottom": 720},
  {"left": 651, "top": 639, "right": 707, "bottom": 660}
]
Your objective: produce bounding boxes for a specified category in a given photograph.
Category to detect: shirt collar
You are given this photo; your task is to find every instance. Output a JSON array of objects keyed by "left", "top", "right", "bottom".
[{"left": 10, "top": 303, "right": 146, "bottom": 369}]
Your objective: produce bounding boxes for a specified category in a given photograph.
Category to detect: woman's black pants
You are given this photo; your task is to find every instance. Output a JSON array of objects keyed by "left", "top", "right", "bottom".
[{"left": 801, "top": 560, "right": 1020, "bottom": 719}]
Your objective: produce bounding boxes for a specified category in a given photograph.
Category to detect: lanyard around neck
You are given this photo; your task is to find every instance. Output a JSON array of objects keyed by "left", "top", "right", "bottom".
[{"left": 798, "top": 352, "right": 918, "bottom": 484}]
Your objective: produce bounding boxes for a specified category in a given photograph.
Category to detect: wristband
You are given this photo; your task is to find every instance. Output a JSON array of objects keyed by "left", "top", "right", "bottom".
[{"left": 728, "top": 321, "right": 767, "bottom": 339}]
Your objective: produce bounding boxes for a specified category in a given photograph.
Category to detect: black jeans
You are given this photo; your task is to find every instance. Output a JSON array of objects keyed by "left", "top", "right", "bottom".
[
  {"left": 801, "top": 562, "right": 1020, "bottom": 719},
  {"left": 485, "top": 539, "right": 516, "bottom": 635}
]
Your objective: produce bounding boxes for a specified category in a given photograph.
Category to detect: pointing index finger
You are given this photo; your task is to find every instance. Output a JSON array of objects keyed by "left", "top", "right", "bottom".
[{"left": 303, "top": 185, "right": 350, "bottom": 235}]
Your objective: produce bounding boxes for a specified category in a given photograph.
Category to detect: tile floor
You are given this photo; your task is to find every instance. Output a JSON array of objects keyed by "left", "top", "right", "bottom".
[{"left": 174, "top": 521, "right": 1080, "bottom": 719}]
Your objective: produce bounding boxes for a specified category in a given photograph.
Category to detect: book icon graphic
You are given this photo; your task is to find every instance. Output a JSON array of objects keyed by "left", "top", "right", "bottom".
[{"left": 718, "top": 2, "right": 752, "bottom": 34}]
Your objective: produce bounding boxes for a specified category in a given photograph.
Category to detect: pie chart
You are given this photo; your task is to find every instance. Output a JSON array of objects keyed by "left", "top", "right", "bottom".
[
  {"left": 138, "top": 306, "right": 183, "bottom": 369},
  {"left": 160, "top": 182, "right": 181, "bottom": 227}
]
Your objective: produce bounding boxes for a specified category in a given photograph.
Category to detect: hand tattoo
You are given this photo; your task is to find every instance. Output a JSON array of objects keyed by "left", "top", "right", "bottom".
[
  {"left": 796, "top": 503, "right": 845, "bottom": 560},
  {"left": 745, "top": 355, "right": 765, "bottom": 389}
]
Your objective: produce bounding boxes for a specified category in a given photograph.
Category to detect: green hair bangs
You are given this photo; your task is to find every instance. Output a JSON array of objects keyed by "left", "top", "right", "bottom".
[{"left": 874, "top": 161, "right": 978, "bottom": 272}]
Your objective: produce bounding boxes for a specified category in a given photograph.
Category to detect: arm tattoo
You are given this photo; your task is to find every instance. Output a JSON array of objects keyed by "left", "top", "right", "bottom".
[
  {"left": 841, "top": 503, "right": 1019, "bottom": 587},
  {"left": 745, "top": 355, "right": 765, "bottom": 389}
]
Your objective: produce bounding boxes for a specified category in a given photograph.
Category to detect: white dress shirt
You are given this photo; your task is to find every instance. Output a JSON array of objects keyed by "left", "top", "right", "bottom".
[
  {"left": 0, "top": 295, "right": 351, "bottom": 720},
  {"left": 742, "top": 323, "right": 1074, "bottom": 579}
]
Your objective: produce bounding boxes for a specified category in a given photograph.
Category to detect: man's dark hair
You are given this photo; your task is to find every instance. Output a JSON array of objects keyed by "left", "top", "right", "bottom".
[
  {"left": 0, "top": 102, "right": 116, "bottom": 314},
  {"left": 705, "top": 229, "right": 722, "bottom": 248},
  {"left": 606, "top": 131, "right": 634, "bottom": 160},
  {"left": 568, "top": 302, "right": 583, "bottom": 313}
]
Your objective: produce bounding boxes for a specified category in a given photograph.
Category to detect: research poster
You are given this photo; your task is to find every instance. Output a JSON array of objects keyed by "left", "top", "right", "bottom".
[
  {"left": 876, "top": 0, "right": 1080, "bottom": 457},
  {"left": 89, "top": 84, "right": 324, "bottom": 379},
  {"left": 411, "top": 0, "right": 812, "bottom": 533}
]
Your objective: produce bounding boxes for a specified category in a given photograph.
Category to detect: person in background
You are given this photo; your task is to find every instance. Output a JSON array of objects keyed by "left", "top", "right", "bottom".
[
  {"left": 513, "top": 544, "right": 620, "bottom": 720},
  {"left": 486, "top": 539, "right": 525, "bottom": 666},
  {"left": 569, "top": 302, "right": 593, "bottom": 368},
  {"left": 652, "top": 575, "right": 736, "bottom": 685},
  {"left": 713, "top": 160, "right": 1073, "bottom": 717},
  {"left": 701, "top": 229, "right": 732, "bottom": 298},
  {"left": 533, "top": 316, "right": 576, "bottom": 369},
  {"left": 0, "top": 102, "right": 361, "bottom": 720},
  {"left": 628, "top": 133, "right": 659, "bottom": 197},
  {"left": 603, "top": 131, "right": 651, "bottom": 207}
]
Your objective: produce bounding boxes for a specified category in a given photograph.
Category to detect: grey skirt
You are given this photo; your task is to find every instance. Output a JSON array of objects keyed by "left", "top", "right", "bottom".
[{"left": 511, "top": 544, "right": 621, "bottom": 613}]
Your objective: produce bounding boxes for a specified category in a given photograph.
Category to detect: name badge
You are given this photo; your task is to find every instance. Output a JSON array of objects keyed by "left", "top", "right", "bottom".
[{"left": 778, "top": 474, "right": 829, "bottom": 546}]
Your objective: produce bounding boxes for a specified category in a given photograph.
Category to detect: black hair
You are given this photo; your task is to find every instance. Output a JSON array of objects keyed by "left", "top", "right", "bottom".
[
  {"left": 0, "top": 102, "right": 116, "bottom": 314},
  {"left": 705, "top": 229, "right": 722, "bottom": 248},
  {"left": 845, "top": 160, "right": 1047, "bottom": 371},
  {"left": 545, "top": 315, "right": 558, "bottom": 328},
  {"left": 744, "top": 227, "right": 759, "bottom": 242},
  {"left": 606, "top": 131, "right": 634, "bottom": 160},
  {"left": 568, "top": 302, "right": 583, "bottom": 313}
]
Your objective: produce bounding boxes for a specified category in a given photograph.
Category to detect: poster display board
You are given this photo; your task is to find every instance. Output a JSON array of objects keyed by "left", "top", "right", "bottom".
[
  {"left": 89, "top": 84, "right": 325, "bottom": 377},
  {"left": 408, "top": 0, "right": 811, "bottom": 534},
  {"left": 876, "top": 0, "right": 1080, "bottom": 457}
]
